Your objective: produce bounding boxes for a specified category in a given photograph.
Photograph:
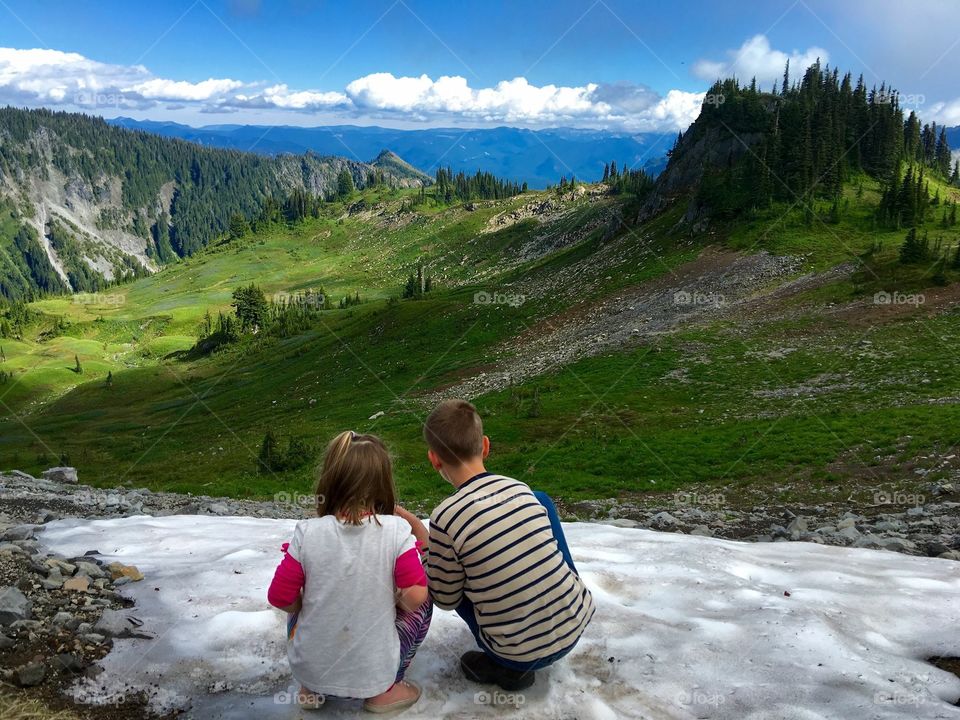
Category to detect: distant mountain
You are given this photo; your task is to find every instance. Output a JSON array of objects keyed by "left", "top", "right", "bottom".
[
  {"left": 108, "top": 119, "right": 673, "bottom": 188},
  {"left": 0, "top": 108, "right": 428, "bottom": 300}
]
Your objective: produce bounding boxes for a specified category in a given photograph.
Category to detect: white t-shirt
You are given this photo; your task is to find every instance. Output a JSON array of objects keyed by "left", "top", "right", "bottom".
[{"left": 286, "top": 514, "right": 415, "bottom": 697}]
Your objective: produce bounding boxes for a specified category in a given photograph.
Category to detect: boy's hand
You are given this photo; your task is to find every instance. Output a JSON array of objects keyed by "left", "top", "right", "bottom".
[{"left": 395, "top": 504, "right": 429, "bottom": 549}]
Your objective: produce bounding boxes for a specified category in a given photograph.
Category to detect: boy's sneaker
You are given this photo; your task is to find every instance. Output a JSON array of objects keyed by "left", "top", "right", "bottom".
[{"left": 460, "top": 651, "right": 536, "bottom": 691}]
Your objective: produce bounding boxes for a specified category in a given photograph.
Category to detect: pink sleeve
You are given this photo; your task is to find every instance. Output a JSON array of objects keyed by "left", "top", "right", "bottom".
[
  {"left": 394, "top": 547, "right": 427, "bottom": 588},
  {"left": 268, "top": 542, "right": 305, "bottom": 608}
]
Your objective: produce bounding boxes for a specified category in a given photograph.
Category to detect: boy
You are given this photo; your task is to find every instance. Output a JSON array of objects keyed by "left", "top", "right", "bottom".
[{"left": 423, "top": 399, "right": 594, "bottom": 691}]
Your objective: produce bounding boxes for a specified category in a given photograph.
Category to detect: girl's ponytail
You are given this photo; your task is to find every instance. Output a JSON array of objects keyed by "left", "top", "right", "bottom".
[{"left": 315, "top": 430, "right": 396, "bottom": 523}]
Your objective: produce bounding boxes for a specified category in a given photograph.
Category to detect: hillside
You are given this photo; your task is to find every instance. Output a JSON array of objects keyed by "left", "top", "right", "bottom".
[
  {"left": 1, "top": 63, "right": 960, "bottom": 514},
  {"left": 108, "top": 119, "right": 674, "bottom": 187},
  {"left": 0, "top": 107, "right": 429, "bottom": 300}
]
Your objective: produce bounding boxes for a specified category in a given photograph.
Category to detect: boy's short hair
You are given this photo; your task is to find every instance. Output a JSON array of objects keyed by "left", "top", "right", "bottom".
[{"left": 423, "top": 399, "right": 484, "bottom": 466}]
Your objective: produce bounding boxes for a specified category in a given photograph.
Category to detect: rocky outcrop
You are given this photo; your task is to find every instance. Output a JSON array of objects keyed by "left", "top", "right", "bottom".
[{"left": 638, "top": 126, "right": 765, "bottom": 227}]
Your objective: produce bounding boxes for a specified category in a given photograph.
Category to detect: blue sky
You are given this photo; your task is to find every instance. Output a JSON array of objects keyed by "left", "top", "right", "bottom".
[{"left": 1, "top": 0, "right": 958, "bottom": 130}]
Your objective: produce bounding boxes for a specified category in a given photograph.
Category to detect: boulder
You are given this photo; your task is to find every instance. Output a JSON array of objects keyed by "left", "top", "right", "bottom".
[
  {"left": 1, "top": 524, "right": 37, "bottom": 541},
  {"left": 14, "top": 661, "right": 45, "bottom": 687},
  {"left": 94, "top": 609, "right": 149, "bottom": 638},
  {"left": 0, "top": 586, "right": 32, "bottom": 625},
  {"left": 605, "top": 518, "right": 640, "bottom": 528},
  {"left": 63, "top": 576, "right": 90, "bottom": 593},
  {"left": 837, "top": 526, "right": 861, "bottom": 543},
  {"left": 107, "top": 562, "right": 144, "bottom": 582},
  {"left": 41, "top": 466, "right": 78, "bottom": 484},
  {"left": 650, "top": 511, "right": 678, "bottom": 528}
]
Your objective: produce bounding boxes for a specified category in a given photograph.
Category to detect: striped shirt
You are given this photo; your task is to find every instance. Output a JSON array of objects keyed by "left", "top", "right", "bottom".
[{"left": 427, "top": 473, "right": 595, "bottom": 663}]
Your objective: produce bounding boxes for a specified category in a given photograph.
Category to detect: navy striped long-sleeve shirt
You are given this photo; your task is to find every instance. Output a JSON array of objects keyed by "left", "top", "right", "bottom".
[{"left": 427, "top": 473, "right": 594, "bottom": 663}]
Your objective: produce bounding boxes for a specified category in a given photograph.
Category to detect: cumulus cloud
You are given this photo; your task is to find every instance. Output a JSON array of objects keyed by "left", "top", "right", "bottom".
[
  {"left": 0, "top": 45, "right": 706, "bottom": 130},
  {"left": 693, "top": 34, "right": 829, "bottom": 86},
  {"left": 928, "top": 97, "right": 960, "bottom": 128},
  {"left": 130, "top": 78, "right": 244, "bottom": 101}
]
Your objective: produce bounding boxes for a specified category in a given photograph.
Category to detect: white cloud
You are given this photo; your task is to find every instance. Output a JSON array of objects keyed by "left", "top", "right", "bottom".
[
  {"left": 928, "top": 98, "right": 960, "bottom": 128},
  {"left": 130, "top": 78, "right": 244, "bottom": 101},
  {"left": 693, "top": 34, "right": 829, "bottom": 86},
  {"left": 0, "top": 45, "right": 705, "bottom": 131}
]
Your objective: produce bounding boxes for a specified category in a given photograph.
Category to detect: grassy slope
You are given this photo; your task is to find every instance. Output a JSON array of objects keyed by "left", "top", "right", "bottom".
[{"left": 1, "top": 178, "right": 959, "bottom": 508}]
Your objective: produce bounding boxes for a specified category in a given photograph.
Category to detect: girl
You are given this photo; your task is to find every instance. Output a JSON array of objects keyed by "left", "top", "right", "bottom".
[{"left": 268, "top": 431, "right": 432, "bottom": 712}]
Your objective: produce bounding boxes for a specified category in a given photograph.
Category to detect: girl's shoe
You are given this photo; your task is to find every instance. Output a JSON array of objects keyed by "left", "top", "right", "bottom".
[
  {"left": 363, "top": 680, "right": 421, "bottom": 713},
  {"left": 297, "top": 687, "right": 325, "bottom": 709}
]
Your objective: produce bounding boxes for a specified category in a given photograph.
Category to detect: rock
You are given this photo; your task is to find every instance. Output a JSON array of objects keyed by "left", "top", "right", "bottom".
[
  {"left": 34, "top": 508, "right": 58, "bottom": 524},
  {"left": 837, "top": 518, "right": 857, "bottom": 530},
  {"left": 207, "top": 502, "right": 229, "bottom": 515},
  {"left": 906, "top": 506, "right": 925, "bottom": 516},
  {"left": 107, "top": 562, "right": 144, "bottom": 582},
  {"left": 787, "top": 517, "right": 808, "bottom": 536},
  {"left": 605, "top": 518, "right": 640, "bottom": 528},
  {"left": 41, "top": 466, "right": 78, "bottom": 484},
  {"left": 938, "top": 550, "right": 960, "bottom": 561},
  {"left": 1, "top": 524, "right": 37, "bottom": 541},
  {"left": 39, "top": 574, "right": 64, "bottom": 590},
  {"left": 874, "top": 520, "right": 903, "bottom": 532},
  {"left": 94, "top": 609, "right": 149, "bottom": 638},
  {"left": 63, "top": 576, "right": 90, "bottom": 593},
  {"left": 925, "top": 540, "right": 951, "bottom": 556},
  {"left": 54, "top": 653, "right": 85, "bottom": 673},
  {"left": 80, "top": 632, "right": 107, "bottom": 645},
  {"left": 45, "top": 558, "right": 76, "bottom": 575},
  {"left": 368, "top": 410, "right": 385, "bottom": 420},
  {"left": 0, "top": 542, "right": 25, "bottom": 555},
  {"left": 690, "top": 525, "right": 713, "bottom": 537},
  {"left": 650, "top": 511, "right": 678, "bottom": 528},
  {"left": 14, "top": 661, "right": 45, "bottom": 687},
  {"left": 8, "top": 469, "right": 35, "bottom": 481},
  {"left": 837, "top": 526, "right": 861, "bottom": 543},
  {"left": 0, "top": 586, "right": 32, "bottom": 625},
  {"left": 52, "top": 611, "right": 74, "bottom": 625},
  {"left": 0, "top": 633, "right": 13, "bottom": 649},
  {"left": 74, "top": 561, "right": 106, "bottom": 579}
]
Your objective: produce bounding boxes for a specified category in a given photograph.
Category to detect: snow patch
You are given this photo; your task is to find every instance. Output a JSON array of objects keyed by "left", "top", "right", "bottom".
[{"left": 39, "top": 515, "right": 960, "bottom": 719}]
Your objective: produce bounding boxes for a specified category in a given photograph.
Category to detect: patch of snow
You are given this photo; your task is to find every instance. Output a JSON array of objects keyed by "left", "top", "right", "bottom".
[{"left": 40, "top": 516, "right": 960, "bottom": 719}]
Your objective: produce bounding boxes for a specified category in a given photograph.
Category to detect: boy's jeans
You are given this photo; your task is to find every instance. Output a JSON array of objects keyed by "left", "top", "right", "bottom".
[{"left": 454, "top": 491, "right": 581, "bottom": 672}]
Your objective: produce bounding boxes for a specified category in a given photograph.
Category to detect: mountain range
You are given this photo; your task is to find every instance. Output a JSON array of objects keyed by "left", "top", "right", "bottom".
[{"left": 107, "top": 119, "right": 674, "bottom": 189}]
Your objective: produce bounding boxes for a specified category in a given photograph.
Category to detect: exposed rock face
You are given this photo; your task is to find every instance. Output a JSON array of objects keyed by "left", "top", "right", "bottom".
[
  {"left": 638, "top": 126, "right": 765, "bottom": 227},
  {"left": 41, "top": 467, "right": 78, "bottom": 484}
]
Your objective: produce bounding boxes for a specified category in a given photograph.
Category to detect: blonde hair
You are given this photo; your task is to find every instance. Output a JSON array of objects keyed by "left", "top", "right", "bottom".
[{"left": 316, "top": 431, "right": 396, "bottom": 525}]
